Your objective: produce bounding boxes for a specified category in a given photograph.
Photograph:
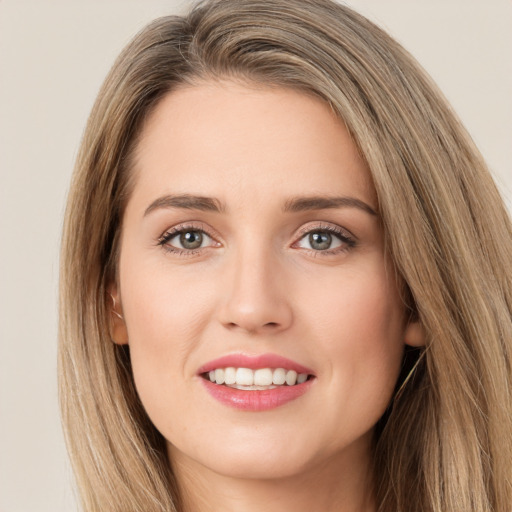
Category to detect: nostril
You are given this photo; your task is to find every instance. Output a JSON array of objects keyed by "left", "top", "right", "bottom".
[{"left": 218, "top": 296, "right": 293, "bottom": 334}]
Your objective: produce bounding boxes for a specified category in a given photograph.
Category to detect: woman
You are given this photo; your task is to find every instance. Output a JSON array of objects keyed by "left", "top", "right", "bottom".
[{"left": 59, "top": 0, "right": 512, "bottom": 511}]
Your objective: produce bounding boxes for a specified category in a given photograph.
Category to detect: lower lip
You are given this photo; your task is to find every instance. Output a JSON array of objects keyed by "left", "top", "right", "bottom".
[{"left": 200, "top": 377, "right": 314, "bottom": 411}]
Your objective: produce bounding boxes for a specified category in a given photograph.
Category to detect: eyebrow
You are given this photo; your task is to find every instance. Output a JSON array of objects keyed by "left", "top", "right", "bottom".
[
  {"left": 144, "top": 194, "right": 225, "bottom": 216},
  {"left": 144, "top": 193, "right": 377, "bottom": 217},
  {"left": 283, "top": 196, "right": 377, "bottom": 216}
]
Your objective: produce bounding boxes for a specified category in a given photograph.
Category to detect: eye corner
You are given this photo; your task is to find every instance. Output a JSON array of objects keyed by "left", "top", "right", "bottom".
[
  {"left": 156, "top": 222, "right": 222, "bottom": 255},
  {"left": 292, "top": 222, "right": 357, "bottom": 255}
]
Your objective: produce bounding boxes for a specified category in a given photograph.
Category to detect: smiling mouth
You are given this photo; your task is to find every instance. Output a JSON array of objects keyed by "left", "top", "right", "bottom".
[{"left": 201, "top": 367, "right": 314, "bottom": 390}]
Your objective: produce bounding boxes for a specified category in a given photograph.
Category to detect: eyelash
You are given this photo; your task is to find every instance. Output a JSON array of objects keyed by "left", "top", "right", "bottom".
[
  {"left": 157, "top": 222, "right": 357, "bottom": 257},
  {"left": 157, "top": 223, "right": 217, "bottom": 256},
  {"left": 293, "top": 223, "right": 357, "bottom": 255}
]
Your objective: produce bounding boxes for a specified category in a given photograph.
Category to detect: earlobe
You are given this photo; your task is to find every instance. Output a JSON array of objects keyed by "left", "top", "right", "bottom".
[
  {"left": 108, "top": 286, "right": 129, "bottom": 345},
  {"left": 404, "top": 320, "right": 426, "bottom": 348}
]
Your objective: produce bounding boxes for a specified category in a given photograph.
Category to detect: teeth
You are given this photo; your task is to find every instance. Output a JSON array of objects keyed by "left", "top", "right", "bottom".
[
  {"left": 297, "top": 373, "right": 308, "bottom": 384},
  {"left": 272, "top": 368, "right": 286, "bottom": 385},
  {"left": 254, "top": 368, "right": 273, "bottom": 386},
  {"left": 224, "top": 367, "right": 236, "bottom": 385},
  {"left": 285, "top": 370, "right": 298, "bottom": 386},
  {"left": 206, "top": 367, "right": 309, "bottom": 387},
  {"left": 230, "top": 384, "right": 278, "bottom": 390},
  {"left": 236, "top": 367, "right": 254, "bottom": 386},
  {"left": 215, "top": 368, "right": 225, "bottom": 384}
]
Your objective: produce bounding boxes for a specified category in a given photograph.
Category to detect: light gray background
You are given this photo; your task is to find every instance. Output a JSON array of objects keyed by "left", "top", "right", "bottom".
[{"left": 1, "top": 1, "right": 510, "bottom": 511}]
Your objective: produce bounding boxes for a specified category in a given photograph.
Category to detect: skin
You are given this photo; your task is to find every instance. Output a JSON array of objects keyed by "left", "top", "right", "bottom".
[{"left": 111, "top": 81, "right": 424, "bottom": 512}]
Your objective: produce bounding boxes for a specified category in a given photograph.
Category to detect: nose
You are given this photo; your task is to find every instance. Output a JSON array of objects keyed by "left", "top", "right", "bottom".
[{"left": 217, "top": 246, "right": 293, "bottom": 335}]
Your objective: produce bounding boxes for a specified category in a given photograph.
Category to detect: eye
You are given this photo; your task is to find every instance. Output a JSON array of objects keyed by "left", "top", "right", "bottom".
[
  {"left": 158, "top": 226, "right": 218, "bottom": 253},
  {"left": 294, "top": 226, "right": 356, "bottom": 253},
  {"left": 175, "top": 230, "right": 208, "bottom": 249}
]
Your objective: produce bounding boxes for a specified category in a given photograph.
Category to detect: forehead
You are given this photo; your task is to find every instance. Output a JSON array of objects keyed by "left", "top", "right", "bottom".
[{"left": 129, "top": 81, "right": 376, "bottom": 211}]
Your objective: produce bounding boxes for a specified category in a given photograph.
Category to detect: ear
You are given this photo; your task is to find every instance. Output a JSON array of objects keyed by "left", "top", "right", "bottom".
[
  {"left": 404, "top": 319, "right": 425, "bottom": 348},
  {"left": 107, "top": 285, "right": 129, "bottom": 345}
]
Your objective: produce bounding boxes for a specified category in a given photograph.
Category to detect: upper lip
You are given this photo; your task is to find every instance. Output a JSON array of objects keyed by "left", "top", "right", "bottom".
[{"left": 197, "top": 353, "right": 315, "bottom": 376}]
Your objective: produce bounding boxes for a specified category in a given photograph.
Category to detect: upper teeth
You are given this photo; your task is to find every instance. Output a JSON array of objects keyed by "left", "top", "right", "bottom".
[{"left": 207, "top": 367, "right": 309, "bottom": 387}]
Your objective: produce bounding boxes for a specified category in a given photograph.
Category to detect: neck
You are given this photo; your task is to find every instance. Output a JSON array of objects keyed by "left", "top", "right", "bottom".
[{"left": 168, "top": 440, "right": 376, "bottom": 512}]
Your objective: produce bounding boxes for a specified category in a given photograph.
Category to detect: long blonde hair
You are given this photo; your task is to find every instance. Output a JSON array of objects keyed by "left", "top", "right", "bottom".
[{"left": 59, "top": 1, "right": 512, "bottom": 510}]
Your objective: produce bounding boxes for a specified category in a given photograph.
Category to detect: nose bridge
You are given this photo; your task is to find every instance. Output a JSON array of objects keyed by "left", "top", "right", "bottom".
[{"left": 218, "top": 235, "right": 292, "bottom": 333}]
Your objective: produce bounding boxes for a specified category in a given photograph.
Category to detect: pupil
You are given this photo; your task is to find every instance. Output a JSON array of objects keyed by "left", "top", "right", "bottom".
[
  {"left": 180, "top": 231, "right": 203, "bottom": 249},
  {"left": 309, "top": 231, "right": 331, "bottom": 250}
]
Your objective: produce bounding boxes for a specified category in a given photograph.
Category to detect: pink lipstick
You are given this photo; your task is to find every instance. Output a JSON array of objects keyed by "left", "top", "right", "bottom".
[{"left": 198, "top": 353, "right": 315, "bottom": 411}]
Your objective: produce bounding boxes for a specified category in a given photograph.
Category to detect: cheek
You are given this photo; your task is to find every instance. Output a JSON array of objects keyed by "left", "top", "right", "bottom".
[
  {"left": 117, "top": 255, "right": 218, "bottom": 425},
  {"left": 302, "top": 263, "right": 404, "bottom": 340},
  {"left": 300, "top": 265, "right": 406, "bottom": 404},
  {"left": 121, "top": 255, "right": 216, "bottom": 347}
]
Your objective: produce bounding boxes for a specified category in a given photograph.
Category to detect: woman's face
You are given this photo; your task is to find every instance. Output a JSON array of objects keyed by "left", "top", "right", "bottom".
[{"left": 113, "top": 81, "right": 422, "bottom": 481}]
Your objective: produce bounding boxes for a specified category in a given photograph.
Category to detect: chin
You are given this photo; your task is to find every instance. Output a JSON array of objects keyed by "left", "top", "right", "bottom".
[
  {"left": 203, "top": 451, "right": 314, "bottom": 481},
  {"left": 168, "top": 429, "right": 321, "bottom": 481}
]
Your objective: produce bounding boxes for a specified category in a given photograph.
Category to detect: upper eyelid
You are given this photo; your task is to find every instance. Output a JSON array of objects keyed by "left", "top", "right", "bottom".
[
  {"left": 294, "top": 221, "right": 356, "bottom": 240},
  {"left": 160, "top": 222, "right": 219, "bottom": 239},
  {"left": 157, "top": 220, "right": 356, "bottom": 246},
  {"left": 157, "top": 224, "right": 220, "bottom": 255}
]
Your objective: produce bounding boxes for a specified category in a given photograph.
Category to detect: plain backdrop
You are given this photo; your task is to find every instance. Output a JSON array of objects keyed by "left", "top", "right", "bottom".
[{"left": 0, "top": 1, "right": 510, "bottom": 511}]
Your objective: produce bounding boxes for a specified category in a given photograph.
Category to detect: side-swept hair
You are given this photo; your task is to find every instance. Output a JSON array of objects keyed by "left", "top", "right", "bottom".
[{"left": 59, "top": 1, "right": 512, "bottom": 510}]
